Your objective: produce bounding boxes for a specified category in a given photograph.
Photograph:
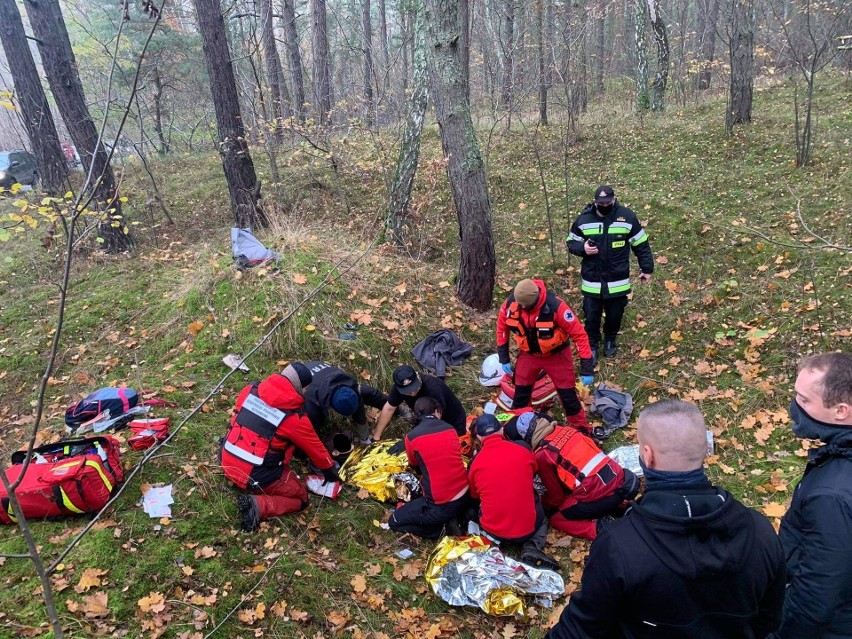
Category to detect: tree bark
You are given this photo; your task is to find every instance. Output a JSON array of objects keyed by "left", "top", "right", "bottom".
[
  {"left": 460, "top": 0, "right": 470, "bottom": 102},
  {"left": 500, "top": 0, "right": 515, "bottom": 109},
  {"left": 388, "top": 0, "right": 428, "bottom": 245},
  {"left": 726, "top": 0, "right": 754, "bottom": 129},
  {"left": 647, "top": 0, "right": 669, "bottom": 111},
  {"left": 537, "top": 0, "right": 548, "bottom": 124},
  {"left": 696, "top": 0, "right": 720, "bottom": 89},
  {"left": 260, "top": 0, "right": 290, "bottom": 141},
  {"left": 595, "top": 2, "right": 606, "bottom": 94},
  {"left": 377, "top": 0, "right": 390, "bottom": 96},
  {"left": 193, "top": 0, "right": 265, "bottom": 227},
  {"left": 634, "top": 0, "right": 650, "bottom": 110},
  {"left": 0, "top": 0, "right": 68, "bottom": 195},
  {"left": 424, "top": 0, "right": 495, "bottom": 311},
  {"left": 280, "top": 0, "right": 306, "bottom": 121},
  {"left": 151, "top": 65, "right": 170, "bottom": 154},
  {"left": 362, "top": 0, "right": 375, "bottom": 126},
  {"left": 311, "top": 0, "right": 333, "bottom": 124},
  {"left": 24, "top": 0, "right": 131, "bottom": 251}
]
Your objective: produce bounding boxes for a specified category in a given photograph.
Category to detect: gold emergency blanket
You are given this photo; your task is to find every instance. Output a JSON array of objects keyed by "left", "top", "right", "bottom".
[
  {"left": 339, "top": 440, "right": 410, "bottom": 502},
  {"left": 425, "top": 535, "right": 565, "bottom": 617}
]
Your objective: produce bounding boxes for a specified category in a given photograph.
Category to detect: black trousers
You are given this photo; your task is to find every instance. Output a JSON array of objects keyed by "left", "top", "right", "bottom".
[
  {"left": 583, "top": 295, "right": 629, "bottom": 346},
  {"left": 389, "top": 494, "right": 471, "bottom": 539}
]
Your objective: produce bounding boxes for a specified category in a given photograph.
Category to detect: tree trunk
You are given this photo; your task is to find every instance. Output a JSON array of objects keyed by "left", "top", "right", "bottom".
[
  {"left": 377, "top": 0, "right": 390, "bottom": 96},
  {"left": 24, "top": 0, "right": 131, "bottom": 251},
  {"left": 424, "top": 0, "right": 495, "bottom": 311},
  {"left": 261, "top": 0, "right": 290, "bottom": 141},
  {"left": 151, "top": 66, "right": 170, "bottom": 154},
  {"left": 634, "top": 0, "right": 650, "bottom": 110},
  {"left": 460, "top": 0, "right": 470, "bottom": 102},
  {"left": 537, "top": 0, "right": 547, "bottom": 124},
  {"left": 648, "top": 0, "right": 669, "bottom": 111},
  {"left": 281, "top": 0, "right": 306, "bottom": 121},
  {"left": 0, "top": 0, "right": 68, "bottom": 195},
  {"left": 388, "top": 0, "right": 428, "bottom": 245},
  {"left": 697, "top": 0, "right": 720, "bottom": 89},
  {"left": 726, "top": 0, "right": 754, "bottom": 130},
  {"left": 311, "top": 0, "right": 333, "bottom": 124},
  {"left": 595, "top": 3, "right": 606, "bottom": 94},
  {"left": 362, "top": 0, "right": 375, "bottom": 126},
  {"left": 193, "top": 0, "right": 265, "bottom": 227},
  {"left": 500, "top": 0, "right": 515, "bottom": 109}
]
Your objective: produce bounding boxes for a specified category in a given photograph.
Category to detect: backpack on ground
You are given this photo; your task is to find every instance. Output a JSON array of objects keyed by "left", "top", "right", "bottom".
[
  {"left": 0, "top": 436, "right": 124, "bottom": 524},
  {"left": 495, "top": 372, "right": 557, "bottom": 411},
  {"left": 65, "top": 387, "right": 139, "bottom": 431}
]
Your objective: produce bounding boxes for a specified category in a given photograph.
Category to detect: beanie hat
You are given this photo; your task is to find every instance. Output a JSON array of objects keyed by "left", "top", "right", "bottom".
[
  {"left": 473, "top": 414, "right": 502, "bottom": 438},
  {"left": 514, "top": 279, "right": 539, "bottom": 308},
  {"left": 331, "top": 386, "right": 359, "bottom": 416},
  {"left": 281, "top": 361, "right": 313, "bottom": 396}
]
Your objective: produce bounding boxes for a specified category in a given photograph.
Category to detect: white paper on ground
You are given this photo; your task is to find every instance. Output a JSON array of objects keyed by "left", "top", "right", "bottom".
[{"left": 142, "top": 485, "right": 174, "bottom": 518}]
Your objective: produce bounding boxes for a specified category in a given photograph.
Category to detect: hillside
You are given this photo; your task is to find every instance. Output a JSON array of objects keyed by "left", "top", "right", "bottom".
[{"left": 0, "top": 76, "right": 849, "bottom": 638}]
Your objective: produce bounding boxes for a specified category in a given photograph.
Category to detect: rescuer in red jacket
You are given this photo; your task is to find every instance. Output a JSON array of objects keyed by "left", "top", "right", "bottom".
[
  {"left": 497, "top": 279, "right": 595, "bottom": 432},
  {"left": 220, "top": 362, "right": 340, "bottom": 532},
  {"left": 468, "top": 414, "right": 560, "bottom": 572},
  {"left": 389, "top": 396, "right": 471, "bottom": 538},
  {"left": 504, "top": 411, "right": 638, "bottom": 540}
]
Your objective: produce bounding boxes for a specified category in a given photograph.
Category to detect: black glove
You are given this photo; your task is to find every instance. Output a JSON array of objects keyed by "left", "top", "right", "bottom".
[
  {"left": 580, "top": 357, "right": 595, "bottom": 376},
  {"left": 321, "top": 463, "right": 341, "bottom": 484},
  {"left": 388, "top": 440, "right": 406, "bottom": 455}
]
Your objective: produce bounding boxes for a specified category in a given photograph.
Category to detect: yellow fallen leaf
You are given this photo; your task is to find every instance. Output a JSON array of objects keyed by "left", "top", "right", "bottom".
[
  {"left": 762, "top": 502, "right": 787, "bottom": 518},
  {"left": 305, "top": 324, "right": 316, "bottom": 332},
  {"left": 187, "top": 321, "right": 204, "bottom": 336},
  {"left": 293, "top": 273, "right": 307, "bottom": 284}
]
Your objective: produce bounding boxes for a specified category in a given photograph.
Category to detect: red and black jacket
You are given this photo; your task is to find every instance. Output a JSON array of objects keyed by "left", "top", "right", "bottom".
[
  {"left": 404, "top": 415, "right": 468, "bottom": 505},
  {"left": 220, "top": 374, "right": 334, "bottom": 489}
]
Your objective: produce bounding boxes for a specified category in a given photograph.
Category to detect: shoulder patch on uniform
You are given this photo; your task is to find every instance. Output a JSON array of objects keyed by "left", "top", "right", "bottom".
[{"left": 564, "top": 310, "right": 575, "bottom": 322}]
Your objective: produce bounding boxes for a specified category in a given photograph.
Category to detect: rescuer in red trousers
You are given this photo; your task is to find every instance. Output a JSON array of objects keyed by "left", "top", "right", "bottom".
[
  {"left": 497, "top": 279, "right": 595, "bottom": 432},
  {"left": 219, "top": 362, "right": 340, "bottom": 532}
]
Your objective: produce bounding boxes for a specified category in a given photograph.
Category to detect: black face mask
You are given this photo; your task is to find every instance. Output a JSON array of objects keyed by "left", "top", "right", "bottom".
[
  {"left": 788, "top": 398, "right": 852, "bottom": 445},
  {"left": 595, "top": 203, "right": 613, "bottom": 216}
]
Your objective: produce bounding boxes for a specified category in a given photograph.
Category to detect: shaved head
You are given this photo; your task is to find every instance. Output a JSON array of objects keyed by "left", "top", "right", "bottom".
[{"left": 638, "top": 400, "right": 707, "bottom": 471}]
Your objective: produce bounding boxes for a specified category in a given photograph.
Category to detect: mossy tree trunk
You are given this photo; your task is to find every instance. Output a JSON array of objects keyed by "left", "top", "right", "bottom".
[
  {"left": 726, "top": 0, "right": 754, "bottom": 130},
  {"left": 193, "top": 0, "right": 266, "bottom": 228},
  {"left": 24, "top": 0, "right": 131, "bottom": 251},
  {"left": 634, "top": 0, "right": 650, "bottom": 110},
  {"left": 0, "top": 0, "right": 68, "bottom": 195},
  {"left": 424, "top": 0, "right": 495, "bottom": 311}
]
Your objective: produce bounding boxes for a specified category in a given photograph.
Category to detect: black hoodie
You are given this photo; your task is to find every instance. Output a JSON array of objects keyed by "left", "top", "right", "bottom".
[{"left": 547, "top": 483, "right": 786, "bottom": 639}]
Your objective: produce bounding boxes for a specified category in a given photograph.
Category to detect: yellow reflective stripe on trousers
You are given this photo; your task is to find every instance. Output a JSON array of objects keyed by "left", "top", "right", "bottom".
[
  {"left": 60, "top": 487, "right": 85, "bottom": 513},
  {"left": 7, "top": 502, "right": 17, "bottom": 523}
]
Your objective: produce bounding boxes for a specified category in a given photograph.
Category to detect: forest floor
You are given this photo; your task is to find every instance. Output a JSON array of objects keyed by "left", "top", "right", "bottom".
[{"left": 0, "top": 76, "right": 850, "bottom": 638}]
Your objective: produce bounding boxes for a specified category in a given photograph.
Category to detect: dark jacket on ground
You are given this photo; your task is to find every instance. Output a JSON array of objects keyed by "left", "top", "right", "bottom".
[
  {"left": 567, "top": 202, "right": 654, "bottom": 299},
  {"left": 770, "top": 428, "right": 852, "bottom": 639},
  {"left": 411, "top": 329, "right": 473, "bottom": 378},
  {"left": 547, "top": 481, "right": 786, "bottom": 639},
  {"left": 386, "top": 373, "right": 466, "bottom": 435},
  {"left": 404, "top": 415, "right": 468, "bottom": 505}
]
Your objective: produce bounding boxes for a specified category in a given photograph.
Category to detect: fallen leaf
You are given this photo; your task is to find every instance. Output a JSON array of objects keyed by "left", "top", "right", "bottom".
[
  {"left": 138, "top": 591, "right": 166, "bottom": 614},
  {"left": 293, "top": 273, "right": 307, "bottom": 285},
  {"left": 351, "top": 574, "right": 367, "bottom": 593},
  {"left": 187, "top": 321, "right": 204, "bottom": 336},
  {"left": 75, "top": 568, "right": 107, "bottom": 593},
  {"left": 762, "top": 502, "right": 787, "bottom": 518}
]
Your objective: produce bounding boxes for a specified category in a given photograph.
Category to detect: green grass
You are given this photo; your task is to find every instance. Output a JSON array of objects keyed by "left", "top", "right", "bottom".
[{"left": 0, "top": 75, "right": 850, "bottom": 637}]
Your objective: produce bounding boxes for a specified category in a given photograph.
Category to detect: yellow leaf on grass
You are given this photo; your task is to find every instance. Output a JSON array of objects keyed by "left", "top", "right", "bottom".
[
  {"left": 762, "top": 502, "right": 787, "bottom": 518},
  {"left": 293, "top": 273, "right": 307, "bottom": 284},
  {"left": 305, "top": 324, "right": 316, "bottom": 332},
  {"left": 187, "top": 321, "right": 205, "bottom": 336},
  {"left": 438, "top": 281, "right": 450, "bottom": 288},
  {"left": 351, "top": 574, "right": 367, "bottom": 593},
  {"left": 138, "top": 591, "right": 166, "bottom": 614},
  {"left": 75, "top": 568, "right": 107, "bottom": 593}
]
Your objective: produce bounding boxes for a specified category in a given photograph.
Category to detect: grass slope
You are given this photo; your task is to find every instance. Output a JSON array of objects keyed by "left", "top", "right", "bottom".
[{"left": 0, "top": 76, "right": 849, "bottom": 638}]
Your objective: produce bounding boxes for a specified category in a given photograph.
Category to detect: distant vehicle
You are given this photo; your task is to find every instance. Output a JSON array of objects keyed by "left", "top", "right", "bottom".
[
  {"left": 61, "top": 142, "right": 83, "bottom": 169},
  {"left": 0, "top": 150, "right": 39, "bottom": 189}
]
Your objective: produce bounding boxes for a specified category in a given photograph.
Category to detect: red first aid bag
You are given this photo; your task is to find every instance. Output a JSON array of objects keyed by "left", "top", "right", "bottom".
[
  {"left": 0, "top": 436, "right": 123, "bottom": 524},
  {"left": 495, "top": 373, "right": 558, "bottom": 411},
  {"left": 128, "top": 418, "right": 171, "bottom": 451}
]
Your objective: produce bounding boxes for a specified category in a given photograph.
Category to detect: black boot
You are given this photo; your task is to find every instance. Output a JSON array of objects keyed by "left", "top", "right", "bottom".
[
  {"left": 237, "top": 494, "right": 260, "bottom": 532},
  {"left": 604, "top": 338, "right": 618, "bottom": 358},
  {"left": 590, "top": 345, "right": 599, "bottom": 367}
]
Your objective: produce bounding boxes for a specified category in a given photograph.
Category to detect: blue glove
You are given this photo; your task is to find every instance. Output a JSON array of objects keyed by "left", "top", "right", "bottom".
[
  {"left": 581, "top": 375, "right": 594, "bottom": 387},
  {"left": 502, "top": 363, "right": 514, "bottom": 375}
]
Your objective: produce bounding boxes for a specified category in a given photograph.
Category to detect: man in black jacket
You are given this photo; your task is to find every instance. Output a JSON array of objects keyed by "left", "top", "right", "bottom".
[
  {"left": 770, "top": 352, "right": 852, "bottom": 639},
  {"left": 567, "top": 185, "right": 654, "bottom": 362},
  {"left": 303, "top": 361, "right": 387, "bottom": 442},
  {"left": 547, "top": 400, "right": 786, "bottom": 639}
]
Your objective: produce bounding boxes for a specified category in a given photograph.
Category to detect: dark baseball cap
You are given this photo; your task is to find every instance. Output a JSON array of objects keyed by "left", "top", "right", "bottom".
[
  {"left": 473, "top": 414, "right": 502, "bottom": 438},
  {"left": 393, "top": 365, "right": 421, "bottom": 396},
  {"left": 594, "top": 185, "right": 615, "bottom": 203}
]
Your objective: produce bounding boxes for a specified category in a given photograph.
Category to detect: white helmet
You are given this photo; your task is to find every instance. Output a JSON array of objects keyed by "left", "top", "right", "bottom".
[{"left": 479, "top": 354, "right": 504, "bottom": 387}]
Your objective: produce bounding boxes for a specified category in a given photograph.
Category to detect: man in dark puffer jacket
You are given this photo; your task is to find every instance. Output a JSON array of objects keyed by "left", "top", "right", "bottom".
[{"left": 547, "top": 400, "right": 785, "bottom": 639}]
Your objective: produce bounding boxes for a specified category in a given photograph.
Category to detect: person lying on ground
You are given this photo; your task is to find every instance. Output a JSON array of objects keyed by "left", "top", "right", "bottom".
[
  {"left": 303, "top": 360, "right": 388, "bottom": 443},
  {"left": 388, "top": 397, "right": 472, "bottom": 539},
  {"left": 504, "top": 410, "right": 638, "bottom": 540},
  {"left": 219, "top": 362, "right": 341, "bottom": 532},
  {"left": 371, "top": 365, "right": 466, "bottom": 441},
  {"left": 468, "top": 414, "right": 560, "bottom": 572}
]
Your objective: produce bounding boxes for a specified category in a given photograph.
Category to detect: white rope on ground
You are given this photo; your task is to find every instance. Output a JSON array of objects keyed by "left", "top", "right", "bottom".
[{"left": 44, "top": 229, "right": 383, "bottom": 573}]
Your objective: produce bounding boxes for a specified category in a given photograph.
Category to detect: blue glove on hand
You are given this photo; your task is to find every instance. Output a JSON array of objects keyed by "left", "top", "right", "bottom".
[
  {"left": 502, "top": 363, "right": 514, "bottom": 375},
  {"left": 581, "top": 375, "right": 594, "bottom": 387}
]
